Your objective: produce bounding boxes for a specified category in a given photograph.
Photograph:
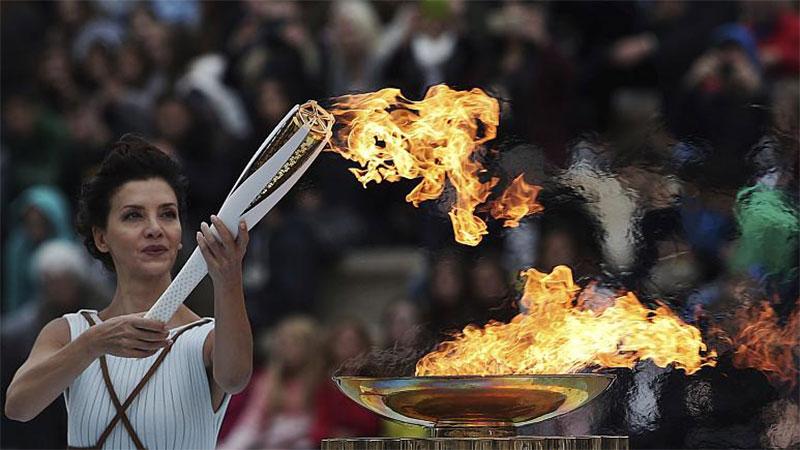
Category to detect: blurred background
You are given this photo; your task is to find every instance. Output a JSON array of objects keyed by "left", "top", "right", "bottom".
[{"left": 1, "top": 0, "right": 798, "bottom": 449}]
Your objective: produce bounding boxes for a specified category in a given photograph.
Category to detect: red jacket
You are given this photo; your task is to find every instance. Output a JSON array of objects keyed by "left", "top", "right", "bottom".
[{"left": 311, "top": 379, "right": 381, "bottom": 445}]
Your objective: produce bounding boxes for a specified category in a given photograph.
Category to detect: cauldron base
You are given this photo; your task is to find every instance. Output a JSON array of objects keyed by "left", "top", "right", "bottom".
[{"left": 321, "top": 436, "right": 629, "bottom": 450}]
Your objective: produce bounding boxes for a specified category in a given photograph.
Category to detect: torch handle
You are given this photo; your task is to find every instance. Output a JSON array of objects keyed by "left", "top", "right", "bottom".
[
  {"left": 142, "top": 208, "right": 242, "bottom": 323},
  {"left": 143, "top": 248, "right": 208, "bottom": 322}
]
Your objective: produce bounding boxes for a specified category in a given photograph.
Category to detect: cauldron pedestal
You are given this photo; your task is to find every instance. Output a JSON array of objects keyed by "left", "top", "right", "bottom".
[{"left": 321, "top": 436, "right": 629, "bottom": 450}]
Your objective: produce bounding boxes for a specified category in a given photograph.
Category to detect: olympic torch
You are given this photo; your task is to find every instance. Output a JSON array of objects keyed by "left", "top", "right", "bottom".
[{"left": 145, "top": 101, "right": 334, "bottom": 322}]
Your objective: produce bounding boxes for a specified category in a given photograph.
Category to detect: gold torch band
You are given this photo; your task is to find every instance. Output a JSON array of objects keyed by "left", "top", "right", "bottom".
[
  {"left": 144, "top": 101, "right": 333, "bottom": 323},
  {"left": 239, "top": 100, "right": 334, "bottom": 214}
]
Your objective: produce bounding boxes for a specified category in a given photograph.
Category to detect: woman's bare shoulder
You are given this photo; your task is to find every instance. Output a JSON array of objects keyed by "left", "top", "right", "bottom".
[{"left": 37, "top": 317, "right": 72, "bottom": 347}]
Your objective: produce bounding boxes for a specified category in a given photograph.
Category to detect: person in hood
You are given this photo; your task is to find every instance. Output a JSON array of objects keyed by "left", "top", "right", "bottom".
[{"left": 3, "top": 185, "right": 73, "bottom": 313}]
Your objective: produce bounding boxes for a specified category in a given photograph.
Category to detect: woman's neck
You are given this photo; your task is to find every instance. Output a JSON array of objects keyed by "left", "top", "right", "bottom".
[{"left": 103, "top": 271, "right": 172, "bottom": 317}]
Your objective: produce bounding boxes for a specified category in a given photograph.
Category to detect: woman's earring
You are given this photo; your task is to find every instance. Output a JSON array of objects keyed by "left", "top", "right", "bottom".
[{"left": 178, "top": 242, "right": 184, "bottom": 250}]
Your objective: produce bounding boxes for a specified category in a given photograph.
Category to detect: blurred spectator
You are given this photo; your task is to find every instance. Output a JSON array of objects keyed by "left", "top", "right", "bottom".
[
  {"left": 424, "top": 251, "right": 471, "bottom": 336},
  {"left": 768, "top": 78, "right": 800, "bottom": 150},
  {"left": 322, "top": 0, "right": 382, "bottom": 95},
  {"left": 70, "top": 12, "right": 124, "bottom": 71},
  {"left": 487, "top": 2, "right": 573, "bottom": 163},
  {"left": 60, "top": 104, "right": 113, "bottom": 202},
  {"left": 2, "top": 93, "right": 72, "bottom": 200},
  {"left": 502, "top": 217, "right": 539, "bottom": 275},
  {"left": 381, "top": 300, "right": 423, "bottom": 349},
  {"left": 382, "top": 0, "right": 480, "bottom": 98},
  {"left": 36, "top": 38, "right": 82, "bottom": 113},
  {"left": 154, "top": 93, "right": 234, "bottom": 228},
  {"left": 1, "top": 3, "right": 48, "bottom": 90},
  {"left": 375, "top": 300, "right": 430, "bottom": 440},
  {"left": 644, "top": 2, "right": 739, "bottom": 127},
  {"left": 675, "top": 24, "right": 769, "bottom": 187},
  {"left": 223, "top": 1, "right": 314, "bottom": 99},
  {"left": 151, "top": 0, "right": 202, "bottom": 30},
  {"left": 647, "top": 236, "right": 702, "bottom": 300},
  {"left": 248, "top": 185, "right": 366, "bottom": 328},
  {"left": 538, "top": 226, "right": 580, "bottom": 274},
  {"left": 311, "top": 319, "right": 380, "bottom": 445},
  {"left": 53, "top": 1, "right": 95, "bottom": 41},
  {"left": 744, "top": 0, "right": 800, "bottom": 77},
  {"left": 251, "top": 76, "right": 294, "bottom": 130},
  {"left": 555, "top": 141, "right": 637, "bottom": 275},
  {"left": 129, "top": 5, "right": 188, "bottom": 77},
  {"left": 257, "top": 206, "right": 325, "bottom": 324},
  {"left": 322, "top": 0, "right": 417, "bottom": 97},
  {"left": 679, "top": 187, "right": 738, "bottom": 282},
  {"left": 115, "top": 40, "right": 168, "bottom": 118},
  {"left": 552, "top": 1, "right": 656, "bottom": 132},
  {"left": 468, "top": 254, "right": 515, "bottom": 324},
  {"left": 219, "top": 316, "right": 323, "bottom": 450},
  {"left": 729, "top": 134, "right": 799, "bottom": 312},
  {"left": 176, "top": 54, "right": 251, "bottom": 140},
  {"left": 0, "top": 240, "right": 103, "bottom": 449},
  {"left": 3, "top": 185, "right": 73, "bottom": 313},
  {"left": 534, "top": 202, "right": 602, "bottom": 281},
  {"left": 90, "top": 44, "right": 158, "bottom": 138},
  {"left": 153, "top": 93, "right": 193, "bottom": 157},
  {"left": 243, "top": 76, "right": 298, "bottom": 173}
]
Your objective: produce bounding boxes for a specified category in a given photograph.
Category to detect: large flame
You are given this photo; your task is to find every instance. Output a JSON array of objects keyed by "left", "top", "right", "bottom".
[
  {"left": 416, "top": 266, "right": 716, "bottom": 376},
  {"left": 328, "top": 85, "right": 542, "bottom": 246},
  {"left": 727, "top": 300, "right": 799, "bottom": 389}
]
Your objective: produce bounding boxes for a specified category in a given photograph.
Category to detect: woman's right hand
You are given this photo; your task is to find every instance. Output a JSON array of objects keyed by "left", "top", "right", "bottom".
[{"left": 85, "top": 313, "right": 170, "bottom": 359}]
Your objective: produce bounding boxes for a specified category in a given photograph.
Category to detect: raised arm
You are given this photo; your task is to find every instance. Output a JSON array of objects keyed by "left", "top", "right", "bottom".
[
  {"left": 5, "top": 314, "right": 169, "bottom": 422},
  {"left": 198, "top": 216, "right": 253, "bottom": 394}
]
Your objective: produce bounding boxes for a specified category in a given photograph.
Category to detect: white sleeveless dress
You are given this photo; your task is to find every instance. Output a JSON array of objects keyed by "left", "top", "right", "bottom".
[{"left": 62, "top": 309, "right": 230, "bottom": 449}]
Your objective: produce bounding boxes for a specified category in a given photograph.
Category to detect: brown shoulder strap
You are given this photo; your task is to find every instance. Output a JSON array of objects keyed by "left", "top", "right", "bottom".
[
  {"left": 118, "top": 318, "right": 212, "bottom": 410},
  {"left": 79, "top": 312, "right": 211, "bottom": 450},
  {"left": 80, "top": 311, "right": 145, "bottom": 449}
]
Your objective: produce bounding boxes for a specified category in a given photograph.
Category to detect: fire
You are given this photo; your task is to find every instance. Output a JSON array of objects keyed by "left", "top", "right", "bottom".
[
  {"left": 490, "top": 175, "right": 544, "bottom": 228},
  {"left": 416, "top": 266, "right": 716, "bottom": 376},
  {"left": 328, "top": 85, "right": 542, "bottom": 246},
  {"left": 728, "top": 301, "right": 799, "bottom": 388}
]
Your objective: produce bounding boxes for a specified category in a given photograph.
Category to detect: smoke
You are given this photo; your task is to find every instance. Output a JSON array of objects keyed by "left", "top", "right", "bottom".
[
  {"left": 334, "top": 329, "right": 437, "bottom": 377},
  {"left": 761, "top": 399, "right": 800, "bottom": 449}
]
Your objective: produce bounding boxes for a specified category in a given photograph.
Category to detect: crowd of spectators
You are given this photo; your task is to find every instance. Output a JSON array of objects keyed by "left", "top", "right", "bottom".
[{"left": 1, "top": 0, "right": 798, "bottom": 448}]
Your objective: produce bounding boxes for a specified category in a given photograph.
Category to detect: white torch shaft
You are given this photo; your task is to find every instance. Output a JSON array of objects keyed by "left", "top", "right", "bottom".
[{"left": 144, "top": 106, "right": 322, "bottom": 322}]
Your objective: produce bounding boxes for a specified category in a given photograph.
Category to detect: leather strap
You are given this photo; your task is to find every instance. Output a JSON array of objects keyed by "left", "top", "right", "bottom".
[{"left": 78, "top": 312, "right": 211, "bottom": 449}]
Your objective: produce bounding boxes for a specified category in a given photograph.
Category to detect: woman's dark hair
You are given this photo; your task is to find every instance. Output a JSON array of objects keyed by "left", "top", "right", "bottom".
[{"left": 76, "top": 134, "right": 188, "bottom": 271}]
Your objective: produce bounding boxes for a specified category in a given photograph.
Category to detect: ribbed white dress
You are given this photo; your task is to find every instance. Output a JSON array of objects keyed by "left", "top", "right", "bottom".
[{"left": 62, "top": 309, "right": 230, "bottom": 449}]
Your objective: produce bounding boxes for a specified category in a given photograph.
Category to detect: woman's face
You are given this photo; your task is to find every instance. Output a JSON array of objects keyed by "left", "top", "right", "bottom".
[
  {"left": 95, "top": 178, "right": 182, "bottom": 278},
  {"left": 23, "top": 206, "right": 51, "bottom": 244},
  {"left": 277, "top": 328, "right": 312, "bottom": 370},
  {"left": 470, "top": 260, "right": 508, "bottom": 307},
  {"left": 332, "top": 325, "right": 368, "bottom": 365},
  {"left": 257, "top": 79, "right": 289, "bottom": 126},
  {"left": 430, "top": 258, "right": 463, "bottom": 307},
  {"left": 155, "top": 99, "right": 191, "bottom": 142}
]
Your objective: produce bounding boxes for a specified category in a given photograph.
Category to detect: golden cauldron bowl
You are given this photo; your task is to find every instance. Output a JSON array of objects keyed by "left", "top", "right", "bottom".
[{"left": 333, "top": 374, "right": 614, "bottom": 437}]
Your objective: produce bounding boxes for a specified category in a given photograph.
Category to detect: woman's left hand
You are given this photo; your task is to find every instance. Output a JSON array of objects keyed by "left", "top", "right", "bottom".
[{"left": 197, "top": 215, "right": 249, "bottom": 288}]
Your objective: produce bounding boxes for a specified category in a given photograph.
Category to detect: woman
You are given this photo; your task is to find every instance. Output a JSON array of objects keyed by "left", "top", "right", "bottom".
[
  {"left": 4, "top": 135, "right": 253, "bottom": 449},
  {"left": 311, "top": 319, "right": 380, "bottom": 446},
  {"left": 3, "top": 185, "right": 73, "bottom": 313},
  {"left": 219, "top": 316, "right": 323, "bottom": 450}
]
